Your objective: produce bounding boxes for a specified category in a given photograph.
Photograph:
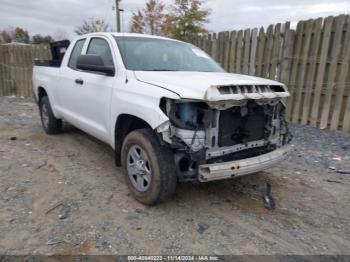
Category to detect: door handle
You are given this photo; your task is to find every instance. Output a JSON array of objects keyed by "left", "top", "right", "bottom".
[{"left": 75, "top": 78, "right": 84, "bottom": 85}]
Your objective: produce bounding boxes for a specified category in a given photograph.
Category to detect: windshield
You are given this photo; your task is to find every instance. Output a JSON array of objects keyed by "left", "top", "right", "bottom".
[{"left": 114, "top": 36, "right": 224, "bottom": 72}]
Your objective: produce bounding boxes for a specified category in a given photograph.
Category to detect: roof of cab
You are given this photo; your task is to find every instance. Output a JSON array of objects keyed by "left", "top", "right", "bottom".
[{"left": 82, "top": 32, "right": 183, "bottom": 43}]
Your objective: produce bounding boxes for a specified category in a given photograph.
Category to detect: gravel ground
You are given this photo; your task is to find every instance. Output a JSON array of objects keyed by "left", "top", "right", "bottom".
[{"left": 0, "top": 96, "right": 350, "bottom": 255}]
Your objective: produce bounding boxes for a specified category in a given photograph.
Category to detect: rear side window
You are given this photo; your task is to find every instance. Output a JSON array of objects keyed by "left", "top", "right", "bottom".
[
  {"left": 87, "top": 38, "right": 114, "bottom": 66},
  {"left": 68, "top": 39, "right": 85, "bottom": 69}
]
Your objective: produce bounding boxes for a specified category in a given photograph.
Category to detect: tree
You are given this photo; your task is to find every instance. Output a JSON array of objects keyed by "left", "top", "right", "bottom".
[
  {"left": 0, "top": 30, "right": 13, "bottom": 43},
  {"left": 165, "top": 0, "right": 210, "bottom": 42},
  {"left": 13, "top": 27, "right": 30, "bottom": 43},
  {"left": 130, "top": 11, "right": 145, "bottom": 34},
  {"left": 75, "top": 18, "right": 110, "bottom": 35},
  {"left": 130, "top": 0, "right": 167, "bottom": 36},
  {"left": 32, "top": 34, "right": 54, "bottom": 44},
  {"left": 0, "top": 27, "right": 30, "bottom": 43}
]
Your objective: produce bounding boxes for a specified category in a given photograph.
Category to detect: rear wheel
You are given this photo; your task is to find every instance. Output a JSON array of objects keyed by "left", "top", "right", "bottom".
[
  {"left": 121, "top": 129, "right": 177, "bottom": 205},
  {"left": 39, "top": 96, "right": 62, "bottom": 134}
]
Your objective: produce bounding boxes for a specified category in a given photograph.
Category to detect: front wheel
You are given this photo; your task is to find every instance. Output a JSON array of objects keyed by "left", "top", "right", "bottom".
[
  {"left": 39, "top": 96, "right": 62, "bottom": 134},
  {"left": 121, "top": 129, "right": 177, "bottom": 205}
]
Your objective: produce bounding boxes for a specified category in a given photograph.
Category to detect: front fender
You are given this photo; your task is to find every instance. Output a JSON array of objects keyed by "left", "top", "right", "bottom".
[{"left": 109, "top": 79, "right": 179, "bottom": 147}]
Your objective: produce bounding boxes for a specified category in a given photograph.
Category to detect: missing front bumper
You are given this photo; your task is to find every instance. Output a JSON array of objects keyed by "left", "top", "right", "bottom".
[{"left": 198, "top": 145, "right": 293, "bottom": 182}]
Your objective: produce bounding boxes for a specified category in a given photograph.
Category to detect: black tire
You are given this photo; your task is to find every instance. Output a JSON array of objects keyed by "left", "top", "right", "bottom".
[
  {"left": 39, "top": 96, "right": 62, "bottom": 134},
  {"left": 121, "top": 128, "right": 177, "bottom": 205}
]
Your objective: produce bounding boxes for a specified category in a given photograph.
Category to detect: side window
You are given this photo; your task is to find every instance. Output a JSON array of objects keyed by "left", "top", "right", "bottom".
[
  {"left": 87, "top": 38, "right": 114, "bottom": 67},
  {"left": 68, "top": 39, "right": 85, "bottom": 69}
]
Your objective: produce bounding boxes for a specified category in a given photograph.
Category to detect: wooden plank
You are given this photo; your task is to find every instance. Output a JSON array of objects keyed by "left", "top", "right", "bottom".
[
  {"left": 0, "top": 46, "right": 4, "bottom": 96},
  {"left": 310, "top": 16, "right": 334, "bottom": 127},
  {"left": 223, "top": 31, "right": 230, "bottom": 71},
  {"left": 24, "top": 46, "right": 32, "bottom": 97},
  {"left": 292, "top": 19, "right": 313, "bottom": 123},
  {"left": 207, "top": 34, "right": 212, "bottom": 55},
  {"left": 9, "top": 45, "right": 16, "bottom": 96},
  {"left": 211, "top": 33, "right": 218, "bottom": 61},
  {"left": 195, "top": 35, "right": 201, "bottom": 49},
  {"left": 343, "top": 77, "right": 350, "bottom": 132},
  {"left": 255, "top": 27, "right": 266, "bottom": 77},
  {"left": 201, "top": 35, "right": 207, "bottom": 53},
  {"left": 249, "top": 28, "right": 258, "bottom": 76},
  {"left": 319, "top": 15, "right": 347, "bottom": 129},
  {"left": 3, "top": 46, "right": 9, "bottom": 96},
  {"left": 263, "top": 25, "right": 274, "bottom": 79},
  {"left": 217, "top": 31, "right": 224, "bottom": 65},
  {"left": 277, "top": 22, "right": 290, "bottom": 81},
  {"left": 20, "top": 46, "right": 25, "bottom": 97},
  {"left": 300, "top": 18, "right": 323, "bottom": 125},
  {"left": 16, "top": 45, "right": 23, "bottom": 97},
  {"left": 331, "top": 16, "right": 350, "bottom": 130},
  {"left": 235, "top": 30, "right": 243, "bottom": 73},
  {"left": 269, "top": 23, "right": 281, "bottom": 80},
  {"left": 228, "top": 31, "right": 237, "bottom": 73},
  {"left": 206, "top": 34, "right": 212, "bottom": 54},
  {"left": 286, "top": 21, "right": 305, "bottom": 120},
  {"left": 15, "top": 45, "right": 21, "bottom": 97},
  {"left": 242, "top": 29, "right": 251, "bottom": 74},
  {"left": 280, "top": 24, "right": 294, "bottom": 85}
]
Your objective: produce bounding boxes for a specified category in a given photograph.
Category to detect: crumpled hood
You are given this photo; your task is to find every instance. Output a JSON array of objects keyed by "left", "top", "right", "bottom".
[{"left": 134, "top": 71, "right": 287, "bottom": 100}]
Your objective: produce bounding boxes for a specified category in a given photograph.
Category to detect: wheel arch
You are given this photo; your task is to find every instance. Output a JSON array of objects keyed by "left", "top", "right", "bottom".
[
  {"left": 37, "top": 86, "right": 47, "bottom": 104},
  {"left": 114, "top": 113, "right": 154, "bottom": 166}
]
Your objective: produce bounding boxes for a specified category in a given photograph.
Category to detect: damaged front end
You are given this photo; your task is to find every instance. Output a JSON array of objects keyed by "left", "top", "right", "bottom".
[{"left": 157, "top": 84, "right": 293, "bottom": 182}]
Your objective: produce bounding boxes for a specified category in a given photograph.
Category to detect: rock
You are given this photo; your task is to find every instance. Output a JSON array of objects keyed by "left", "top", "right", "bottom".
[
  {"left": 46, "top": 238, "right": 64, "bottom": 245},
  {"left": 57, "top": 203, "right": 71, "bottom": 219},
  {"left": 197, "top": 223, "right": 209, "bottom": 234}
]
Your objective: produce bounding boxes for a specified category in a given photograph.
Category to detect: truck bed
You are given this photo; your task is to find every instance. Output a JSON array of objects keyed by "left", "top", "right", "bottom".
[{"left": 33, "top": 40, "right": 70, "bottom": 68}]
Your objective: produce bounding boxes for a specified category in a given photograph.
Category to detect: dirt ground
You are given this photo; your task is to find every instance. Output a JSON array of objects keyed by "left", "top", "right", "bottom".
[{"left": 0, "top": 97, "right": 350, "bottom": 255}]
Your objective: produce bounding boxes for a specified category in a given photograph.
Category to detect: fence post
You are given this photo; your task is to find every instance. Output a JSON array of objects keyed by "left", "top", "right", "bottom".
[
  {"left": 310, "top": 16, "right": 334, "bottom": 127},
  {"left": 319, "top": 15, "right": 347, "bottom": 129}
]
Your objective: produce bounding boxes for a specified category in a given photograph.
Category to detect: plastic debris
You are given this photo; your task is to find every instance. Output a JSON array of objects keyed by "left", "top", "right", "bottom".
[
  {"left": 262, "top": 183, "right": 275, "bottom": 210},
  {"left": 336, "top": 169, "right": 350, "bottom": 174}
]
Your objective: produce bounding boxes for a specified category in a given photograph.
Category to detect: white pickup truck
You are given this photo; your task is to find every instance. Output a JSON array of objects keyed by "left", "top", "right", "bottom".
[{"left": 33, "top": 33, "right": 292, "bottom": 205}]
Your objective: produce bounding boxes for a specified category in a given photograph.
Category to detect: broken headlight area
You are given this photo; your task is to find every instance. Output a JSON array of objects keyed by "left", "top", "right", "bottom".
[{"left": 158, "top": 98, "right": 292, "bottom": 182}]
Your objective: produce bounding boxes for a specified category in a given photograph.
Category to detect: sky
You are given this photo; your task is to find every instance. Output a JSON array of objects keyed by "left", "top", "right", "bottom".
[{"left": 0, "top": 0, "right": 349, "bottom": 40}]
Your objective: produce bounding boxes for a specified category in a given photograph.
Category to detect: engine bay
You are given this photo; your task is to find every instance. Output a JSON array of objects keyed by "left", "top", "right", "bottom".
[{"left": 158, "top": 96, "right": 292, "bottom": 181}]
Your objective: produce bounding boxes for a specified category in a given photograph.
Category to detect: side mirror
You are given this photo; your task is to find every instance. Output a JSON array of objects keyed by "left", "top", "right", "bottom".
[{"left": 76, "top": 54, "right": 115, "bottom": 76}]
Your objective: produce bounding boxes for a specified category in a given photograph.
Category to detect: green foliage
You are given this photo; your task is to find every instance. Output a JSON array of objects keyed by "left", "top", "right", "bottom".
[
  {"left": 166, "top": 0, "right": 210, "bottom": 42},
  {"left": 14, "top": 27, "right": 30, "bottom": 43},
  {"left": 130, "top": 0, "right": 210, "bottom": 42},
  {"left": 75, "top": 18, "right": 110, "bottom": 35},
  {"left": 0, "top": 27, "right": 31, "bottom": 43},
  {"left": 130, "top": 0, "right": 167, "bottom": 35},
  {"left": 130, "top": 11, "right": 145, "bottom": 34}
]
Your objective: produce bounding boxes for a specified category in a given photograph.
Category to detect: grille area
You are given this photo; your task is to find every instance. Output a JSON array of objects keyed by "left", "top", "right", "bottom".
[
  {"left": 218, "top": 85, "right": 284, "bottom": 95},
  {"left": 218, "top": 102, "right": 268, "bottom": 147}
]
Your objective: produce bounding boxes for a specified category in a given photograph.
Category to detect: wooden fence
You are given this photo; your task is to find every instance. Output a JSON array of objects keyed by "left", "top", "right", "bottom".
[
  {"left": 0, "top": 14, "right": 349, "bottom": 133},
  {"left": 193, "top": 14, "right": 350, "bottom": 133},
  {"left": 0, "top": 44, "right": 51, "bottom": 97}
]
